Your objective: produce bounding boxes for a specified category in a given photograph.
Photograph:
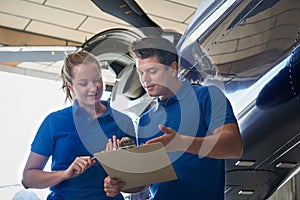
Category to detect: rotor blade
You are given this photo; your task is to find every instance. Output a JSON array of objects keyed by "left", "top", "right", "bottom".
[{"left": 91, "top": 0, "right": 163, "bottom": 36}]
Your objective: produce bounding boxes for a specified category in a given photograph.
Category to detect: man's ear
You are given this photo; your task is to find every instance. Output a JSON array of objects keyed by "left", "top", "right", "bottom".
[{"left": 170, "top": 61, "right": 179, "bottom": 75}]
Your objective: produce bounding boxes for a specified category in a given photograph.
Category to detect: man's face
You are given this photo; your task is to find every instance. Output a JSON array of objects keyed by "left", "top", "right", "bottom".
[{"left": 136, "top": 55, "right": 176, "bottom": 100}]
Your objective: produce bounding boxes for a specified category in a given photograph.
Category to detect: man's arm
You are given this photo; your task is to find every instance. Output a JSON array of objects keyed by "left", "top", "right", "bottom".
[{"left": 146, "top": 123, "right": 242, "bottom": 159}]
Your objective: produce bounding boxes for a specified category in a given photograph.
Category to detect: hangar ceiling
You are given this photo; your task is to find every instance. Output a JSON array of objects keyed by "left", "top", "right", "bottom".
[
  {"left": 0, "top": 0, "right": 201, "bottom": 46},
  {"left": 0, "top": 0, "right": 202, "bottom": 81}
]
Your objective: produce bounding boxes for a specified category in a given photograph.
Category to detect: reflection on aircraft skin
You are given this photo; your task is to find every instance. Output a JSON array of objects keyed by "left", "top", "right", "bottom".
[
  {"left": 177, "top": 0, "right": 300, "bottom": 199},
  {"left": 257, "top": 46, "right": 300, "bottom": 109}
]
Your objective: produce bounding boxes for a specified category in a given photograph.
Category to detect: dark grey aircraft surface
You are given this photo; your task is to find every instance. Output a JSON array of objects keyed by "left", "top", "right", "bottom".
[{"left": 81, "top": 0, "right": 300, "bottom": 199}]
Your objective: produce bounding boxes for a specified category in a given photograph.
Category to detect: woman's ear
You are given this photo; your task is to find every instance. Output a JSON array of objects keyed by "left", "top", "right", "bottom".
[{"left": 66, "top": 81, "right": 73, "bottom": 92}]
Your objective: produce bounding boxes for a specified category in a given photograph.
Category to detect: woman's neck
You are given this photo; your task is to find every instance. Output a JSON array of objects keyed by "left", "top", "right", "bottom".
[{"left": 82, "top": 102, "right": 107, "bottom": 119}]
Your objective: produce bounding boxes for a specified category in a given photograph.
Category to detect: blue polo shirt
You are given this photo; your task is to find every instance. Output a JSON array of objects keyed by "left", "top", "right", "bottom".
[
  {"left": 31, "top": 100, "right": 135, "bottom": 200},
  {"left": 137, "top": 81, "right": 237, "bottom": 200}
]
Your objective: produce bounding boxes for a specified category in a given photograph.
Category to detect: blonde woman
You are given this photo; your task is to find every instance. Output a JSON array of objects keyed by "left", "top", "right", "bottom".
[{"left": 22, "top": 51, "right": 134, "bottom": 200}]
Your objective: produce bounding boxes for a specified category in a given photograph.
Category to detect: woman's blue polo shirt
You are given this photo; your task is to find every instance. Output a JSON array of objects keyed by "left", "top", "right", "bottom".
[
  {"left": 137, "top": 81, "right": 237, "bottom": 200},
  {"left": 31, "top": 100, "right": 135, "bottom": 200}
]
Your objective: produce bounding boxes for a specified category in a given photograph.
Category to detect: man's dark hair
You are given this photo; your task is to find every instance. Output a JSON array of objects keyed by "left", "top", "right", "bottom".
[{"left": 129, "top": 36, "right": 178, "bottom": 66}]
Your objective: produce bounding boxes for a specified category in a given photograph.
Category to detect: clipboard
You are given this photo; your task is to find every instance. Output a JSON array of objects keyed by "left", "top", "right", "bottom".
[{"left": 93, "top": 142, "right": 177, "bottom": 190}]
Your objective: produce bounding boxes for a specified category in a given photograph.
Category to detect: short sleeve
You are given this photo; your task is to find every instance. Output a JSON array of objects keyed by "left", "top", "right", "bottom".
[
  {"left": 202, "top": 86, "right": 237, "bottom": 132},
  {"left": 31, "top": 114, "right": 55, "bottom": 157}
]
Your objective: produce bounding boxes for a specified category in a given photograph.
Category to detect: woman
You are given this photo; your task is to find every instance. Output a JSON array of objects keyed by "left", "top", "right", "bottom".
[{"left": 22, "top": 51, "right": 134, "bottom": 199}]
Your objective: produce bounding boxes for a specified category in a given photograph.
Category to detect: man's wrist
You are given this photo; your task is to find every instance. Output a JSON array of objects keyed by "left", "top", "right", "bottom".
[{"left": 179, "top": 135, "right": 193, "bottom": 152}]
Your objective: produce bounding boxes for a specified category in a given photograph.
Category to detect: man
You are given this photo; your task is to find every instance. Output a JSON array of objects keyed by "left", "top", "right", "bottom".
[{"left": 104, "top": 37, "right": 242, "bottom": 199}]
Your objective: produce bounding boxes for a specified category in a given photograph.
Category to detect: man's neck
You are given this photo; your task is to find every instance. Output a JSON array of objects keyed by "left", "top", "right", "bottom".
[{"left": 159, "top": 80, "right": 182, "bottom": 101}]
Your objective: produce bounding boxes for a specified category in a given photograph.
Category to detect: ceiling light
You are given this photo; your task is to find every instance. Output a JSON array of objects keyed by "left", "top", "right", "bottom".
[
  {"left": 238, "top": 190, "right": 254, "bottom": 195},
  {"left": 235, "top": 160, "right": 256, "bottom": 167},
  {"left": 276, "top": 162, "right": 298, "bottom": 169}
]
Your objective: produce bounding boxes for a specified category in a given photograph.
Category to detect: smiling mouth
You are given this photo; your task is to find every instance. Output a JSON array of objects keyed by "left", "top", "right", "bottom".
[{"left": 88, "top": 93, "right": 99, "bottom": 98}]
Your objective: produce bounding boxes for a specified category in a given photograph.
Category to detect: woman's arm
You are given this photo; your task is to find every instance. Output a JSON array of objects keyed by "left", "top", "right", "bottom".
[{"left": 22, "top": 152, "right": 96, "bottom": 189}]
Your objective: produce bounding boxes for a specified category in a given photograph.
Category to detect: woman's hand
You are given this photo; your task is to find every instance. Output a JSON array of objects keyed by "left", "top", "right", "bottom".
[
  {"left": 106, "top": 135, "right": 120, "bottom": 151},
  {"left": 63, "top": 156, "right": 96, "bottom": 179}
]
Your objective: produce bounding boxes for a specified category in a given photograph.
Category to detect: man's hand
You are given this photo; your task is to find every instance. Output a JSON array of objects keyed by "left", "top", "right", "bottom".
[
  {"left": 104, "top": 176, "right": 125, "bottom": 197},
  {"left": 147, "top": 123, "right": 242, "bottom": 158},
  {"left": 146, "top": 124, "right": 186, "bottom": 152}
]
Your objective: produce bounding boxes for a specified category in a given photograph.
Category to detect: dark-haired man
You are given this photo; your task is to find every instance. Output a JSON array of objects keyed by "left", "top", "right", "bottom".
[{"left": 104, "top": 37, "right": 242, "bottom": 200}]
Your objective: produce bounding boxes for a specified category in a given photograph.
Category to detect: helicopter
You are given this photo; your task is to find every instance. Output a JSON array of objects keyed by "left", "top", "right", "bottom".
[{"left": 79, "top": 0, "right": 300, "bottom": 199}]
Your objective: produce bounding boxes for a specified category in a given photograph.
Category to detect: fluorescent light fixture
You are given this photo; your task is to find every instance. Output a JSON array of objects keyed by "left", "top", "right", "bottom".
[
  {"left": 276, "top": 162, "right": 298, "bottom": 169},
  {"left": 235, "top": 160, "right": 256, "bottom": 167},
  {"left": 0, "top": 46, "right": 77, "bottom": 52},
  {"left": 238, "top": 190, "right": 254, "bottom": 195}
]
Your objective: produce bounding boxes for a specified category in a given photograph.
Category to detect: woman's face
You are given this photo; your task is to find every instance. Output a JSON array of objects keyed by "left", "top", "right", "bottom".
[{"left": 69, "top": 62, "right": 104, "bottom": 108}]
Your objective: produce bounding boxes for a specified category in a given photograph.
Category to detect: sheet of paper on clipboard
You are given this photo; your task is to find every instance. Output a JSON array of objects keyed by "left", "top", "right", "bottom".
[{"left": 93, "top": 142, "right": 177, "bottom": 190}]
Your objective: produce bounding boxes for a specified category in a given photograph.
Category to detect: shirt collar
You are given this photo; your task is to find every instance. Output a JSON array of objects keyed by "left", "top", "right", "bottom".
[{"left": 72, "top": 100, "right": 112, "bottom": 119}]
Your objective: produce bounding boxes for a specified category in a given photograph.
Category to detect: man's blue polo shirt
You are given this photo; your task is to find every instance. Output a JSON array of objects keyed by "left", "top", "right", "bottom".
[
  {"left": 137, "top": 81, "right": 237, "bottom": 200},
  {"left": 31, "top": 100, "right": 135, "bottom": 200}
]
